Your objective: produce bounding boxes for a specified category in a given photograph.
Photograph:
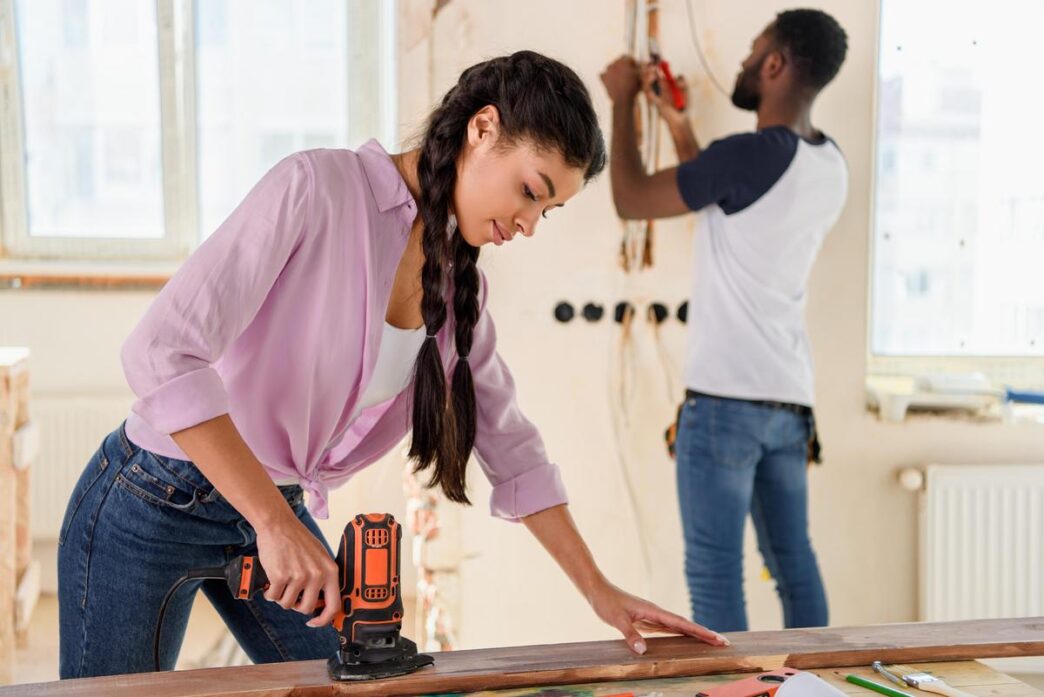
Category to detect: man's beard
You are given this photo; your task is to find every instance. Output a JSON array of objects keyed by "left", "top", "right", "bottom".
[{"left": 730, "top": 57, "right": 765, "bottom": 111}]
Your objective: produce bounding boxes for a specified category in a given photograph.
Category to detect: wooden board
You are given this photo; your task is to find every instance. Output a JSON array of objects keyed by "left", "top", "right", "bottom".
[
  {"left": 13, "top": 423, "right": 37, "bottom": 579},
  {"left": 0, "top": 430, "right": 13, "bottom": 686},
  {"left": 14, "top": 560, "right": 40, "bottom": 649},
  {"left": 3, "top": 617, "right": 1042, "bottom": 696},
  {"left": 464, "top": 660, "right": 1044, "bottom": 696},
  {"left": 0, "top": 272, "right": 168, "bottom": 292},
  {"left": 0, "top": 349, "right": 28, "bottom": 687}
]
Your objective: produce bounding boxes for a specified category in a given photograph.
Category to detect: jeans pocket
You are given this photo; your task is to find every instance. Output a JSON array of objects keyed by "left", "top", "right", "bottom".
[
  {"left": 709, "top": 401, "right": 762, "bottom": 470},
  {"left": 115, "top": 450, "right": 200, "bottom": 512},
  {"left": 58, "top": 441, "right": 112, "bottom": 546}
]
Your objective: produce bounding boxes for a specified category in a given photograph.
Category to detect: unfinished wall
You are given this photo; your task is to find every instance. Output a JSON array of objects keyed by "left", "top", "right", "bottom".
[{"left": 396, "top": 0, "right": 1044, "bottom": 648}]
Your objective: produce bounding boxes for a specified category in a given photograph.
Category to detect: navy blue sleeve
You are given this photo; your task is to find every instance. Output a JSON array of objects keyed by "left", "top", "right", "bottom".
[{"left": 676, "top": 128, "right": 798, "bottom": 215}]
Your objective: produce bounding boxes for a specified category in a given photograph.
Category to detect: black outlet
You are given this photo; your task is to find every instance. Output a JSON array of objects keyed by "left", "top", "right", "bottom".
[
  {"left": 581, "top": 302, "right": 604, "bottom": 322},
  {"left": 614, "top": 301, "right": 635, "bottom": 324},
  {"left": 553, "top": 301, "right": 575, "bottom": 323},
  {"left": 649, "top": 302, "right": 669, "bottom": 324}
]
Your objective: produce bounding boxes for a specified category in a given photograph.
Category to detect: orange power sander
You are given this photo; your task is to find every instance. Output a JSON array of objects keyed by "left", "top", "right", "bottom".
[{"left": 154, "top": 513, "right": 434, "bottom": 680}]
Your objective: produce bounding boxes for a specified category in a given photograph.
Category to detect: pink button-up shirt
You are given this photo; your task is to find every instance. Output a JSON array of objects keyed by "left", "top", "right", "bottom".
[{"left": 122, "top": 140, "right": 568, "bottom": 520}]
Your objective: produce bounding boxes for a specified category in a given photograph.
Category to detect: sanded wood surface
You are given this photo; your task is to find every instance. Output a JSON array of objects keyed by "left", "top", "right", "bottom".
[
  {"left": 463, "top": 660, "right": 1044, "bottom": 696},
  {"left": 3, "top": 617, "right": 1043, "bottom": 696}
]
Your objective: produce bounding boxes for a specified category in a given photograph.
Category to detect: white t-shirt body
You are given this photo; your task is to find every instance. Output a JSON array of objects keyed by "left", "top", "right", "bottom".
[{"left": 676, "top": 126, "right": 848, "bottom": 406}]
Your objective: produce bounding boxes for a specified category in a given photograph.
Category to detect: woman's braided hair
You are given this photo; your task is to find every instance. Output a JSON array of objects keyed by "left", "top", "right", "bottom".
[{"left": 409, "top": 50, "right": 606, "bottom": 503}]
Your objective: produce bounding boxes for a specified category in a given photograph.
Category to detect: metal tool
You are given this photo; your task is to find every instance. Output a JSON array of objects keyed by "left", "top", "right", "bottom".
[{"left": 873, "top": 662, "right": 977, "bottom": 697}]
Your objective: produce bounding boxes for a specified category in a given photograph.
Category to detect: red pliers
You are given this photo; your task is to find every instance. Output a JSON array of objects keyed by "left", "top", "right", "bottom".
[{"left": 648, "top": 38, "right": 687, "bottom": 111}]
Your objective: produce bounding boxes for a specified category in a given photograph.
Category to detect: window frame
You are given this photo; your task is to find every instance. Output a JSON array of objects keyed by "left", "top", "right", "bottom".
[{"left": 0, "top": 0, "right": 395, "bottom": 264}]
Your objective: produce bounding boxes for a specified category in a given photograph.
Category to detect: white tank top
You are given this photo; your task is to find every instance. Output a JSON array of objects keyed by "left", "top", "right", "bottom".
[
  {"left": 354, "top": 322, "right": 426, "bottom": 416},
  {"left": 273, "top": 321, "right": 424, "bottom": 486}
]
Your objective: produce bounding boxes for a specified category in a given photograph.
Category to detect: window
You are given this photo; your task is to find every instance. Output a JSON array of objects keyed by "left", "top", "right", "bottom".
[
  {"left": 7, "top": 0, "right": 165, "bottom": 255},
  {"left": 0, "top": 0, "right": 395, "bottom": 262},
  {"left": 870, "top": 0, "right": 1044, "bottom": 359},
  {"left": 195, "top": 0, "right": 351, "bottom": 239}
]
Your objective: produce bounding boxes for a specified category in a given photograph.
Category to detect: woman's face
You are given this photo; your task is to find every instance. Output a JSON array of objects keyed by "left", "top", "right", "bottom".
[{"left": 454, "top": 106, "right": 586, "bottom": 248}]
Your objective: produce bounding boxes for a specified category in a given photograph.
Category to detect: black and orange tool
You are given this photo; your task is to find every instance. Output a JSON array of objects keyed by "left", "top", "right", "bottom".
[
  {"left": 154, "top": 513, "right": 433, "bottom": 681},
  {"left": 325, "top": 513, "right": 433, "bottom": 680},
  {"left": 648, "top": 38, "right": 687, "bottom": 111},
  {"left": 225, "top": 554, "right": 268, "bottom": 599}
]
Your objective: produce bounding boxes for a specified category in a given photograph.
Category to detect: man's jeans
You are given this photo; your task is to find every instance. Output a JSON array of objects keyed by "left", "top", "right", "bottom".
[{"left": 675, "top": 393, "right": 828, "bottom": 632}]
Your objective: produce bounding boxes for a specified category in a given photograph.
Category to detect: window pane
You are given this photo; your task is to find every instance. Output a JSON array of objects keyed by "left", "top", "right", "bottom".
[
  {"left": 195, "top": 0, "right": 349, "bottom": 239},
  {"left": 15, "top": 0, "right": 165, "bottom": 239},
  {"left": 871, "top": 0, "right": 1044, "bottom": 356}
]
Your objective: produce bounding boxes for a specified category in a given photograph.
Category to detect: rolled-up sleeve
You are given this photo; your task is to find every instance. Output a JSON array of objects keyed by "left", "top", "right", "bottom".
[
  {"left": 469, "top": 273, "right": 569, "bottom": 521},
  {"left": 121, "top": 154, "right": 313, "bottom": 435}
]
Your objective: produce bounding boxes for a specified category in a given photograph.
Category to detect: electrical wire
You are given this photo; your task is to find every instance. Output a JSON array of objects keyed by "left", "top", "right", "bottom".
[
  {"left": 606, "top": 315, "right": 654, "bottom": 582},
  {"left": 650, "top": 316, "right": 681, "bottom": 406},
  {"left": 684, "top": 0, "right": 731, "bottom": 98}
]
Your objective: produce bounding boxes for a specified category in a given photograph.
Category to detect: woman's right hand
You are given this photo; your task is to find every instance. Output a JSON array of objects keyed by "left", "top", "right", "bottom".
[{"left": 255, "top": 511, "right": 341, "bottom": 628}]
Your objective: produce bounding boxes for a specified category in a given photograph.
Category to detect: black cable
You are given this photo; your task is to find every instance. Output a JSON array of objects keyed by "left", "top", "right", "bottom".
[
  {"left": 154, "top": 567, "right": 226, "bottom": 672},
  {"left": 684, "top": 0, "right": 731, "bottom": 98}
]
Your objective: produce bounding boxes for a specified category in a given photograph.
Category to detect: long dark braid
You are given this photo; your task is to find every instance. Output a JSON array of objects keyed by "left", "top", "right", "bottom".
[{"left": 409, "top": 51, "right": 606, "bottom": 504}]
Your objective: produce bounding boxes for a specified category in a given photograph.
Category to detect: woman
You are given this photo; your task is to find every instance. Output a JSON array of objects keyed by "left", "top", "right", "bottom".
[{"left": 58, "top": 51, "right": 728, "bottom": 678}]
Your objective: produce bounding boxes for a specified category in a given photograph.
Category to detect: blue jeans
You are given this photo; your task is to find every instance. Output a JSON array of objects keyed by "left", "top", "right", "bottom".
[
  {"left": 57, "top": 423, "right": 338, "bottom": 678},
  {"left": 675, "top": 394, "right": 828, "bottom": 632}
]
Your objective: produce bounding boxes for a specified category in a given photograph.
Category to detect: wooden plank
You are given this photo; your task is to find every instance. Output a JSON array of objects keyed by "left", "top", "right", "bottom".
[
  {"left": 14, "top": 463, "right": 29, "bottom": 579},
  {"left": 12, "top": 425, "right": 34, "bottom": 594},
  {"left": 0, "top": 351, "right": 23, "bottom": 686},
  {"left": 14, "top": 560, "right": 40, "bottom": 650},
  {"left": 12, "top": 422, "right": 37, "bottom": 471},
  {"left": 0, "top": 272, "right": 169, "bottom": 292},
  {"left": 2, "top": 617, "right": 1042, "bottom": 696},
  {"left": 0, "top": 431, "right": 13, "bottom": 686}
]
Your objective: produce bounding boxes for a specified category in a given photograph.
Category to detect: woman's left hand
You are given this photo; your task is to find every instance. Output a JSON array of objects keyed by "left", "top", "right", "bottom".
[
  {"left": 587, "top": 580, "right": 730, "bottom": 654},
  {"left": 521, "top": 505, "right": 730, "bottom": 655}
]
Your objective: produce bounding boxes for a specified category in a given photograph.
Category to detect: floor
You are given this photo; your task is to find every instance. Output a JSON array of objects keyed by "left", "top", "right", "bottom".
[{"left": 10, "top": 595, "right": 1044, "bottom": 690}]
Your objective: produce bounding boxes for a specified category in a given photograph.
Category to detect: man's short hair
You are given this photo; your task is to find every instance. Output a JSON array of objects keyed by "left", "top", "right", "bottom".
[{"left": 771, "top": 9, "right": 848, "bottom": 91}]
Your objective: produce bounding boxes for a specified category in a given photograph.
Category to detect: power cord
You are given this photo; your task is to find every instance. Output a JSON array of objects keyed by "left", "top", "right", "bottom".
[
  {"left": 154, "top": 566, "right": 227, "bottom": 672},
  {"left": 684, "top": 0, "right": 731, "bottom": 98}
]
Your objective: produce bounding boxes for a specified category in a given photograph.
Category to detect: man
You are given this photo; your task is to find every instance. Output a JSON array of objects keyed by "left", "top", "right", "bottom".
[{"left": 600, "top": 9, "right": 848, "bottom": 632}]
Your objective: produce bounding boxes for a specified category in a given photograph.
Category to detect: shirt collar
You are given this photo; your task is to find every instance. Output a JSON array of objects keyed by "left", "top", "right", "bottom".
[{"left": 357, "top": 139, "right": 416, "bottom": 214}]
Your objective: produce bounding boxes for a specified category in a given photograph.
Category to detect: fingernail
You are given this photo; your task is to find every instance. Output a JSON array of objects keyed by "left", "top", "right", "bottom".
[
  {"left": 719, "top": 635, "right": 731, "bottom": 646},
  {"left": 634, "top": 639, "right": 647, "bottom": 654}
]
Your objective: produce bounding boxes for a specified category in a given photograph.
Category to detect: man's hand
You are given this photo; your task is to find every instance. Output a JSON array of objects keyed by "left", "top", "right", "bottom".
[
  {"left": 642, "top": 62, "right": 690, "bottom": 125},
  {"left": 601, "top": 56, "right": 642, "bottom": 105}
]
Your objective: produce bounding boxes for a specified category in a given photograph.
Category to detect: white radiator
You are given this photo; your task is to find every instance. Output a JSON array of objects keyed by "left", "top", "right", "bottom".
[
  {"left": 919, "top": 464, "right": 1044, "bottom": 621},
  {"left": 31, "top": 395, "right": 134, "bottom": 540}
]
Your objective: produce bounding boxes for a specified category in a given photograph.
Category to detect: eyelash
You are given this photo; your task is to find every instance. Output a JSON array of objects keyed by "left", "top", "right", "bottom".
[{"left": 524, "top": 184, "right": 550, "bottom": 219}]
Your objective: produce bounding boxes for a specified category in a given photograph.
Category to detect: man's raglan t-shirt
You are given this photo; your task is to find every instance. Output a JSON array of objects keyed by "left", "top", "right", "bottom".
[{"left": 676, "top": 126, "right": 847, "bottom": 407}]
